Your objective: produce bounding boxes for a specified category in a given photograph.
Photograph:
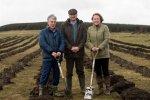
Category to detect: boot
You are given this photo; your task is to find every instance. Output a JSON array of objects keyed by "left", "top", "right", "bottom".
[
  {"left": 67, "top": 77, "right": 73, "bottom": 99},
  {"left": 67, "top": 77, "right": 72, "bottom": 93},
  {"left": 39, "top": 85, "right": 44, "bottom": 96},
  {"left": 96, "top": 76, "right": 104, "bottom": 95},
  {"left": 52, "top": 84, "right": 64, "bottom": 97},
  {"left": 104, "top": 76, "right": 111, "bottom": 95},
  {"left": 79, "top": 77, "right": 85, "bottom": 94}
]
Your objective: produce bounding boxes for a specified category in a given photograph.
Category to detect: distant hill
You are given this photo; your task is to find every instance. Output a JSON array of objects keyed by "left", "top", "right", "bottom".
[{"left": 0, "top": 22, "right": 150, "bottom": 33}]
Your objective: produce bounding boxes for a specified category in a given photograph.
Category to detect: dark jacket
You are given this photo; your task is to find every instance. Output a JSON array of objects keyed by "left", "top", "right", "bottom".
[
  {"left": 39, "top": 27, "right": 65, "bottom": 62},
  {"left": 60, "top": 18, "right": 87, "bottom": 58}
]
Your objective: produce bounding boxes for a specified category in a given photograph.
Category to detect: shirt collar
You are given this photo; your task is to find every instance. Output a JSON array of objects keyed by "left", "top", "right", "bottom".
[
  {"left": 46, "top": 25, "right": 56, "bottom": 33},
  {"left": 70, "top": 20, "right": 77, "bottom": 25}
]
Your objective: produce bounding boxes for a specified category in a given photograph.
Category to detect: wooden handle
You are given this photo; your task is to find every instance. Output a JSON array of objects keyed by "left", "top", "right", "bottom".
[
  {"left": 58, "top": 63, "right": 64, "bottom": 78},
  {"left": 90, "top": 51, "right": 98, "bottom": 86},
  {"left": 93, "top": 51, "right": 98, "bottom": 60}
]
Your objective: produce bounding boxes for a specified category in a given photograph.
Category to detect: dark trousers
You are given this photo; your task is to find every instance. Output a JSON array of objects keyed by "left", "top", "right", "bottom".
[
  {"left": 95, "top": 58, "right": 109, "bottom": 77},
  {"left": 66, "top": 58, "right": 85, "bottom": 78},
  {"left": 40, "top": 60, "right": 60, "bottom": 85}
]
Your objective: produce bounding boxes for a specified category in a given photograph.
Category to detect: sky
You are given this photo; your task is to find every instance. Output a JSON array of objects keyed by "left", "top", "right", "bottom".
[{"left": 0, "top": 0, "right": 150, "bottom": 27}]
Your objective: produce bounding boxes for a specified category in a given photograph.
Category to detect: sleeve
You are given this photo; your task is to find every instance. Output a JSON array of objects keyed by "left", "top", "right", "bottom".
[
  {"left": 78, "top": 24, "right": 87, "bottom": 50},
  {"left": 58, "top": 31, "right": 65, "bottom": 53},
  {"left": 98, "top": 25, "right": 110, "bottom": 50},
  {"left": 86, "top": 28, "right": 94, "bottom": 50},
  {"left": 39, "top": 30, "right": 54, "bottom": 54},
  {"left": 60, "top": 23, "right": 72, "bottom": 50}
]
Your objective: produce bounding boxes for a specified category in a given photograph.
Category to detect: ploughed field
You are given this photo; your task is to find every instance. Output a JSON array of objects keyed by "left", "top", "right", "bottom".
[{"left": 0, "top": 31, "right": 150, "bottom": 100}]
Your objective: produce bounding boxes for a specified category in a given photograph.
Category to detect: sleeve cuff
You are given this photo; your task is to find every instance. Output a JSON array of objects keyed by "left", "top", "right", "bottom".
[
  {"left": 58, "top": 50, "right": 63, "bottom": 53},
  {"left": 50, "top": 51, "right": 54, "bottom": 55}
]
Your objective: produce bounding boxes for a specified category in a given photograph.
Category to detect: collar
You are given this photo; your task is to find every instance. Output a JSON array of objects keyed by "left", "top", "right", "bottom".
[
  {"left": 70, "top": 20, "right": 77, "bottom": 25},
  {"left": 93, "top": 23, "right": 101, "bottom": 28},
  {"left": 46, "top": 25, "right": 56, "bottom": 33}
]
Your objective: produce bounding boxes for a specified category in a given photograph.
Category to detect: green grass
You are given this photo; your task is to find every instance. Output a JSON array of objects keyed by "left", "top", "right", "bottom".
[
  {"left": 110, "top": 32, "right": 150, "bottom": 46},
  {"left": 0, "top": 30, "right": 40, "bottom": 73},
  {"left": 0, "top": 53, "right": 42, "bottom": 100},
  {"left": 109, "top": 50, "right": 150, "bottom": 68},
  {"left": 0, "top": 43, "right": 40, "bottom": 73},
  {"left": 109, "top": 59, "right": 150, "bottom": 92},
  {"left": 0, "top": 35, "right": 39, "bottom": 54}
]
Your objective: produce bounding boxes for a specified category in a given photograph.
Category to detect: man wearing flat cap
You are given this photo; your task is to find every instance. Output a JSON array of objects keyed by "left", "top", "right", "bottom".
[{"left": 60, "top": 9, "right": 87, "bottom": 96}]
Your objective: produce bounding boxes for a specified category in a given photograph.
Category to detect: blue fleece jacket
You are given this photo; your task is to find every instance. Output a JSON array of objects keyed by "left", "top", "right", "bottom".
[{"left": 39, "top": 27, "right": 65, "bottom": 62}]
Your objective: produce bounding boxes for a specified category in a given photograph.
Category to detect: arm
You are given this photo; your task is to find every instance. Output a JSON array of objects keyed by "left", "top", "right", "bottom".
[
  {"left": 58, "top": 31, "right": 65, "bottom": 53},
  {"left": 78, "top": 24, "right": 87, "bottom": 50},
  {"left": 86, "top": 28, "right": 94, "bottom": 50},
  {"left": 60, "top": 24, "right": 72, "bottom": 50},
  {"left": 98, "top": 25, "right": 110, "bottom": 50},
  {"left": 39, "top": 30, "right": 54, "bottom": 54}
]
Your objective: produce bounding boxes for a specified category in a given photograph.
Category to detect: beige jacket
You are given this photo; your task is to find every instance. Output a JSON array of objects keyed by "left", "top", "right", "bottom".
[{"left": 86, "top": 23, "right": 110, "bottom": 59}]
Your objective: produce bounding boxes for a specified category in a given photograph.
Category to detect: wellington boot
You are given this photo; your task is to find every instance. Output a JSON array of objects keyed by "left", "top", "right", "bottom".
[
  {"left": 79, "top": 77, "right": 85, "bottom": 95},
  {"left": 39, "top": 85, "right": 44, "bottom": 96},
  {"left": 52, "top": 84, "right": 64, "bottom": 97}
]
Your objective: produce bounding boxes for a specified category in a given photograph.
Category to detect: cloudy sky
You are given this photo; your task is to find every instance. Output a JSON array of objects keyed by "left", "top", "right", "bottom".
[{"left": 0, "top": 0, "right": 150, "bottom": 27}]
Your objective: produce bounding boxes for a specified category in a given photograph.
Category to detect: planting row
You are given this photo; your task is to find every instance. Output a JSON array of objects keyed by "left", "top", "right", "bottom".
[
  {"left": 109, "top": 42, "right": 150, "bottom": 53},
  {"left": 0, "top": 48, "right": 42, "bottom": 91},
  {"left": 0, "top": 38, "right": 39, "bottom": 61},
  {"left": 109, "top": 44, "right": 150, "bottom": 60},
  {"left": 0, "top": 35, "right": 39, "bottom": 54},
  {"left": 110, "top": 38, "right": 150, "bottom": 49},
  {"left": 0, "top": 35, "right": 33, "bottom": 49},
  {"left": 0, "top": 35, "right": 31, "bottom": 47},
  {"left": 109, "top": 52, "right": 150, "bottom": 78},
  {"left": 0, "top": 36, "right": 21, "bottom": 44},
  {"left": 84, "top": 52, "right": 150, "bottom": 100},
  {"left": 0, "top": 36, "right": 12, "bottom": 42}
]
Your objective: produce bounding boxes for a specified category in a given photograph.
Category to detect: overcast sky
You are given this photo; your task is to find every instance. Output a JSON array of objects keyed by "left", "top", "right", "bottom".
[{"left": 0, "top": 0, "right": 150, "bottom": 27}]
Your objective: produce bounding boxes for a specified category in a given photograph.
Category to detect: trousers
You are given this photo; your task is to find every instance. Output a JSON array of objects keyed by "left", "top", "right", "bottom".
[
  {"left": 66, "top": 58, "right": 85, "bottom": 78},
  {"left": 40, "top": 60, "right": 60, "bottom": 85},
  {"left": 94, "top": 58, "right": 109, "bottom": 77}
]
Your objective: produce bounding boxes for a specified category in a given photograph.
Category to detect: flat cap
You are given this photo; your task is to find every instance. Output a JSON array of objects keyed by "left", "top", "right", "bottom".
[{"left": 68, "top": 9, "right": 77, "bottom": 15}]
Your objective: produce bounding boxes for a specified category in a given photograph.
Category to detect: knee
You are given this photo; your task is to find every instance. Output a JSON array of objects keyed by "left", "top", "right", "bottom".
[
  {"left": 76, "top": 71, "right": 85, "bottom": 77},
  {"left": 103, "top": 71, "right": 109, "bottom": 76},
  {"left": 66, "top": 72, "right": 73, "bottom": 78}
]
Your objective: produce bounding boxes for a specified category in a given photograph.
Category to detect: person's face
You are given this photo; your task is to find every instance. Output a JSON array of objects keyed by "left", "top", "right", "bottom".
[
  {"left": 47, "top": 18, "right": 56, "bottom": 29},
  {"left": 69, "top": 14, "right": 77, "bottom": 21},
  {"left": 93, "top": 15, "right": 101, "bottom": 25}
]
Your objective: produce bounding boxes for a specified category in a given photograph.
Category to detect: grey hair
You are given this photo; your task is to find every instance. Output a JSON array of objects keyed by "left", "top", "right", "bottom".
[{"left": 47, "top": 14, "right": 57, "bottom": 21}]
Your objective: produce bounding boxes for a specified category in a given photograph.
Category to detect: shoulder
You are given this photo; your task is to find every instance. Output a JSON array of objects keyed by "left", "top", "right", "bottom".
[
  {"left": 61, "top": 22, "right": 66, "bottom": 26},
  {"left": 101, "top": 23, "right": 108, "bottom": 28},
  {"left": 77, "top": 18, "right": 84, "bottom": 25},
  {"left": 40, "top": 28, "right": 47, "bottom": 34},
  {"left": 61, "top": 19, "right": 69, "bottom": 26},
  {"left": 88, "top": 25, "right": 94, "bottom": 30},
  {"left": 56, "top": 28, "right": 61, "bottom": 33}
]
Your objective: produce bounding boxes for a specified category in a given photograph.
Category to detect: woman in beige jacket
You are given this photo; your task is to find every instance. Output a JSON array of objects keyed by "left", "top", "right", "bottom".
[{"left": 86, "top": 13, "right": 110, "bottom": 95}]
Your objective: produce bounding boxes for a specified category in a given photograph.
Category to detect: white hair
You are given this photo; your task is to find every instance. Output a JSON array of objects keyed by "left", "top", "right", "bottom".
[{"left": 47, "top": 14, "right": 57, "bottom": 21}]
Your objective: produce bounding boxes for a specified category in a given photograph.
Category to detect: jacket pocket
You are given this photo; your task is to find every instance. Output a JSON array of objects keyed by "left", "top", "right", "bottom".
[
  {"left": 43, "top": 51, "right": 52, "bottom": 59},
  {"left": 64, "top": 50, "right": 72, "bottom": 55},
  {"left": 76, "top": 48, "right": 84, "bottom": 57},
  {"left": 99, "top": 48, "right": 107, "bottom": 56}
]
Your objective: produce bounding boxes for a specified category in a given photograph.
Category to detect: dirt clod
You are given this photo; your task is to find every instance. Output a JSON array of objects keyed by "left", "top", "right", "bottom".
[
  {"left": 111, "top": 80, "right": 135, "bottom": 94},
  {"left": 121, "top": 87, "right": 150, "bottom": 100}
]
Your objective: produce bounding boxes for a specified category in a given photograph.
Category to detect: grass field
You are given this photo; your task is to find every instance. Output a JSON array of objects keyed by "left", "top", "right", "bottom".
[{"left": 0, "top": 31, "right": 150, "bottom": 100}]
